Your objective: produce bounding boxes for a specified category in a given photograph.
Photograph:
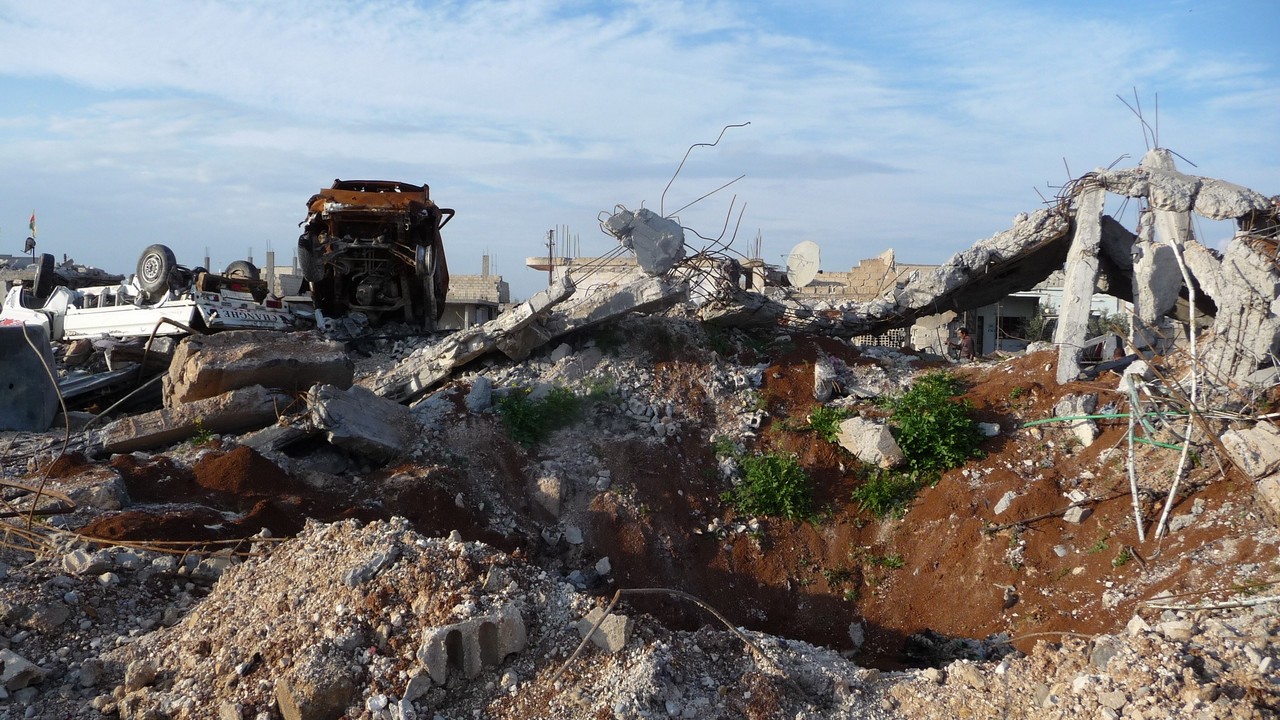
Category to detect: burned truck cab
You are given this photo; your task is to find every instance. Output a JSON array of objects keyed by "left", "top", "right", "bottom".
[{"left": 298, "top": 179, "right": 453, "bottom": 330}]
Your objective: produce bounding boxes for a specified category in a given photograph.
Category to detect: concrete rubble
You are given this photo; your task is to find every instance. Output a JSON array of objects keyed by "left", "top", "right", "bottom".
[
  {"left": 836, "top": 416, "right": 904, "bottom": 469},
  {"left": 164, "top": 330, "right": 354, "bottom": 407},
  {"left": 0, "top": 148, "right": 1277, "bottom": 720}
]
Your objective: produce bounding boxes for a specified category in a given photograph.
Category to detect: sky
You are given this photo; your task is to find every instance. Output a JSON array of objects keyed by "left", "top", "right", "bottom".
[{"left": 1, "top": 0, "right": 1276, "bottom": 300}]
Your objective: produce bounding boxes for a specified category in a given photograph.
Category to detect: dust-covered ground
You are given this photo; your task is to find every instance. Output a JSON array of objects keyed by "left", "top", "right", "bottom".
[{"left": 2, "top": 314, "right": 1278, "bottom": 718}]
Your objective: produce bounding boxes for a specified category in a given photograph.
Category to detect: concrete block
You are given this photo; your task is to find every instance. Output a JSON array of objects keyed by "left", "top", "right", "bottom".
[
  {"left": 97, "top": 385, "right": 292, "bottom": 454},
  {"left": 0, "top": 324, "right": 58, "bottom": 431},
  {"left": 602, "top": 207, "right": 686, "bottom": 275},
  {"left": 417, "top": 604, "right": 527, "bottom": 685},
  {"left": 165, "top": 329, "right": 353, "bottom": 407},
  {"left": 576, "top": 606, "right": 632, "bottom": 653},
  {"left": 1222, "top": 423, "right": 1280, "bottom": 478},
  {"left": 0, "top": 649, "right": 47, "bottom": 691},
  {"left": 307, "top": 384, "right": 416, "bottom": 462},
  {"left": 836, "top": 417, "right": 903, "bottom": 469}
]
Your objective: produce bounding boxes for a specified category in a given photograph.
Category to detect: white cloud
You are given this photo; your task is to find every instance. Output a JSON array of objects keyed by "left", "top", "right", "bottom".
[{"left": 0, "top": 0, "right": 1274, "bottom": 299}]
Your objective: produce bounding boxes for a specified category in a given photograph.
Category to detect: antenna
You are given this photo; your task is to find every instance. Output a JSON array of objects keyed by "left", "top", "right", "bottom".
[{"left": 786, "top": 240, "right": 821, "bottom": 288}]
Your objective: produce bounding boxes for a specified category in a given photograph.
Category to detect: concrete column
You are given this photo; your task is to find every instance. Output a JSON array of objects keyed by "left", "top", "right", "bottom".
[
  {"left": 1055, "top": 186, "right": 1105, "bottom": 384},
  {"left": 265, "top": 250, "right": 276, "bottom": 295},
  {"left": 1140, "top": 149, "right": 1194, "bottom": 249}
]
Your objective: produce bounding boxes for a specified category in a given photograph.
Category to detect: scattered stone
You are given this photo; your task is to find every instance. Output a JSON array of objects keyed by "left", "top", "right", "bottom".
[
  {"left": 993, "top": 491, "right": 1016, "bottom": 515},
  {"left": 576, "top": 607, "right": 632, "bottom": 653},
  {"left": 1063, "top": 506, "right": 1092, "bottom": 524},
  {"left": 835, "top": 416, "right": 903, "bottom": 469},
  {"left": 0, "top": 650, "right": 46, "bottom": 691}
]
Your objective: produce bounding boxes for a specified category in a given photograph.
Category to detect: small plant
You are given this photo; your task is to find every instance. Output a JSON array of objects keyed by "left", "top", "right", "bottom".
[
  {"left": 1112, "top": 548, "right": 1132, "bottom": 568},
  {"left": 869, "top": 553, "right": 904, "bottom": 569},
  {"left": 1087, "top": 534, "right": 1110, "bottom": 554},
  {"left": 842, "top": 588, "right": 859, "bottom": 603},
  {"left": 821, "top": 567, "right": 854, "bottom": 585},
  {"left": 711, "top": 436, "right": 737, "bottom": 457},
  {"left": 593, "top": 324, "right": 626, "bottom": 355},
  {"left": 850, "top": 468, "right": 925, "bottom": 519},
  {"left": 721, "top": 451, "right": 812, "bottom": 521},
  {"left": 1009, "top": 386, "right": 1025, "bottom": 400},
  {"left": 497, "top": 386, "right": 583, "bottom": 447},
  {"left": 880, "top": 371, "right": 984, "bottom": 474},
  {"left": 583, "top": 376, "right": 618, "bottom": 404},
  {"left": 807, "top": 406, "right": 852, "bottom": 443},
  {"left": 190, "top": 417, "right": 214, "bottom": 445},
  {"left": 704, "top": 324, "right": 736, "bottom": 356}
]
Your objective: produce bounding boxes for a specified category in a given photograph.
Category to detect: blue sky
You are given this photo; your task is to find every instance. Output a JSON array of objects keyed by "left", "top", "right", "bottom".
[{"left": 1, "top": 0, "right": 1275, "bottom": 300}]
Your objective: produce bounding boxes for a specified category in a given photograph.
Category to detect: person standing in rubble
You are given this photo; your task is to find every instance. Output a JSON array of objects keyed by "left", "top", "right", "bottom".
[{"left": 950, "top": 327, "right": 975, "bottom": 362}]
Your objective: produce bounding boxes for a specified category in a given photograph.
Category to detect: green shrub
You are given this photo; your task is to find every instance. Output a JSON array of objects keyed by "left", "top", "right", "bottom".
[
  {"left": 497, "top": 386, "right": 583, "bottom": 447},
  {"left": 807, "top": 406, "right": 852, "bottom": 443},
  {"left": 722, "top": 452, "right": 812, "bottom": 521},
  {"left": 881, "top": 371, "right": 984, "bottom": 474},
  {"left": 850, "top": 468, "right": 925, "bottom": 519}
]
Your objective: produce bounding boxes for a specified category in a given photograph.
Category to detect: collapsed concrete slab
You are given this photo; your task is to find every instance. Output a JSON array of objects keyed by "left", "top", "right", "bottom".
[
  {"left": 369, "top": 279, "right": 575, "bottom": 403},
  {"left": 0, "top": 324, "right": 58, "bottom": 432},
  {"left": 95, "top": 385, "right": 292, "bottom": 455},
  {"left": 306, "top": 384, "right": 416, "bottom": 462},
  {"left": 165, "top": 330, "right": 353, "bottom": 407},
  {"left": 371, "top": 276, "right": 685, "bottom": 404}
]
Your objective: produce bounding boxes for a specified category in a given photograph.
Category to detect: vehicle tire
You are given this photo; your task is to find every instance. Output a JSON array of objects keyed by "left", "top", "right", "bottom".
[
  {"left": 136, "top": 244, "right": 177, "bottom": 299},
  {"left": 298, "top": 235, "right": 324, "bottom": 283},
  {"left": 224, "top": 260, "right": 260, "bottom": 280},
  {"left": 415, "top": 244, "right": 437, "bottom": 330},
  {"left": 32, "top": 253, "right": 56, "bottom": 300}
]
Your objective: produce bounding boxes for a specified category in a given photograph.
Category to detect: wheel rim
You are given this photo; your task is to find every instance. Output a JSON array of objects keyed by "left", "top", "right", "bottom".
[{"left": 141, "top": 254, "right": 162, "bottom": 283}]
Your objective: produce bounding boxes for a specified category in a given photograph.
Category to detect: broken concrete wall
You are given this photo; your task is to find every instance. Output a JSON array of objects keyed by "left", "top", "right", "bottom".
[
  {"left": 0, "top": 324, "right": 58, "bottom": 432},
  {"left": 1196, "top": 240, "right": 1280, "bottom": 383},
  {"left": 165, "top": 330, "right": 353, "bottom": 408},
  {"left": 370, "top": 276, "right": 684, "bottom": 404},
  {"left": 910, "top": 312, "right": 957, "bottom": 356}
]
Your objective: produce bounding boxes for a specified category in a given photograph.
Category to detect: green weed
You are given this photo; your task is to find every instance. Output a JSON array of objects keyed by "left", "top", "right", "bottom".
[
  {"left": 721, "top": 451, "right": 813, "bottom": 521},
  {"left": 821, "top": 567, "right": 854, "bottom": 585},
  {"left": 1087, "top": 534, "right": 1110, "bottom": 554},
  {"left": 190, "top": 417, "right": 214, "bottom": 446},
  {"left": 868, "top": 553, "right": 904, "bottom": 569},
  {"left": 880, "top": 371, "right": 984, "bottom": 474},
  {"left": 807, "top": 406, "right": 852, "bottom": 443},
  {"left": 712, "top": 436, "right": 738, "bottom": 457},
  {"left": 1112, "top": 548, "right": 1132, "bottom": 568},
  {"left": 850, "top": 468, "right": 927, "bottom": 519},
  {"left": 497, "top": 386, "right": 583, "bottom": 447}
]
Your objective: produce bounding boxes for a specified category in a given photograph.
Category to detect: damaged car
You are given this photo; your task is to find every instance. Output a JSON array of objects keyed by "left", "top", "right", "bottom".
[
  {"left": 0, "top": 246, "right": 294, "bottom": 340},
  {"left": 297, "top": 179, "right": 452, "bottom": 330}
]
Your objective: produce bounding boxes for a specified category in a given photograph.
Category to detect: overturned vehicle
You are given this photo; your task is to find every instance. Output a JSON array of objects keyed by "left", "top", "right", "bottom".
[
  {"left": 298, "top": 179, "right": 452, "bottom": 330},
  {"left": 0, "top": 246, "right": 293, "bottom": 341}
]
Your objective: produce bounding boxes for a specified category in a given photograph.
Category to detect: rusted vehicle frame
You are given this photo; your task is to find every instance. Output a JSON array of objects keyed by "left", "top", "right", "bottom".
[{"left": 298, "top": 179, "right": 453, "bottom": 329}]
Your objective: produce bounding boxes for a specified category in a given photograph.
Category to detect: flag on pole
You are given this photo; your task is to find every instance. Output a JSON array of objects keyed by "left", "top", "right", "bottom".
[{"left": 29, "top": 211, "right": 36, "bottom": 238}]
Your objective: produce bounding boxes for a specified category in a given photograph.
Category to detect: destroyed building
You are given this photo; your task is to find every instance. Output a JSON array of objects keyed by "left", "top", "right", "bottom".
[{"left": 0, "top": 149, "right": 1278, "bottom": 719}]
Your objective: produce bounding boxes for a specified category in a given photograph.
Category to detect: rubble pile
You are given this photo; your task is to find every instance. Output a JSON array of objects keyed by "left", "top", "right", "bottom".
[
  {"left": 890, "top": 603, "right": 1280, "bottom": 719},
  {"left": 2, "top": 151, "right": 1278, "bottom": 719}
]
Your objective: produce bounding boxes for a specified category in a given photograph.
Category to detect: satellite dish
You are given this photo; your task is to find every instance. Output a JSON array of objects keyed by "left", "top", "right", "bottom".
[{"left": 786, "top": 240, "right": 821, "bottom": 288}]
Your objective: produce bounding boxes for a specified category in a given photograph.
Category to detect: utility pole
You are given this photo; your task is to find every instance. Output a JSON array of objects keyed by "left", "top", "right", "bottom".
[{"left": 546, "top": 229, "right": 555, "bottom": 287}]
